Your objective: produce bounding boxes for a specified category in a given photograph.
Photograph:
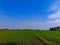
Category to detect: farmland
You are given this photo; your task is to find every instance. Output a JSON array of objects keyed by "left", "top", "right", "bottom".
[
  {"left": 0, "top": 30, "right": 60, "bottom": 45},
  {"left": 34, "top": 31, "right": 60, "bottom": 45},
  {"left": 0, "top": 30, "right": 45, "bottom": 45}
]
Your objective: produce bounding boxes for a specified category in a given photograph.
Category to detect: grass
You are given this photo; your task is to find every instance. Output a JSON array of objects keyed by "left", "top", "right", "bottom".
[
  {"left": 0, "top": 30, "right": 45, "bottom": 45},
  {"left": 0, "top": 30, "right": 60, "bottom": 45},
  {"left": 34, "top": 30, "right": 60, "bottom": 45},
  {"left": 0, "top": 30, "right": 33, "bottom": 42}
]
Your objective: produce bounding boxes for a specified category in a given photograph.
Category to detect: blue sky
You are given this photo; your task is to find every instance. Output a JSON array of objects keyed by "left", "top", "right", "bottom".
[{"left": 0, "top": 0, "right": 60, "bottom": 29}]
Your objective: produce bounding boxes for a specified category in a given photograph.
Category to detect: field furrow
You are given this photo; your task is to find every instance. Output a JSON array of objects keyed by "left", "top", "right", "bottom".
[{"left": 0, "top": 30, "right": 46, "bottom": 45}]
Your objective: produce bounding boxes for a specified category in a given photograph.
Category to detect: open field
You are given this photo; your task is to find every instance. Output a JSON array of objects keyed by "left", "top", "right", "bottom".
[
  {"left": 0, "top": 30, "right": 60, "bottom": 45},
  {"left": 0, "top": 30, "right": 45, "bottom": 45},
  {"left": 34, "top": 30, "right": 60, "bottom": 45}
]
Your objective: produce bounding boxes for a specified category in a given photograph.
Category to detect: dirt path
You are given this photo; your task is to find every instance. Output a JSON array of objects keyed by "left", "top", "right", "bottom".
[{"left": 33, "top": 32, "right": 57, "bottom": 45}]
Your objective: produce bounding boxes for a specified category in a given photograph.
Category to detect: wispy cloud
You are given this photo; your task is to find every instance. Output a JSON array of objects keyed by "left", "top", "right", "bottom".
[
  {"left": 47, "top": 0, "right": 60, "bottom": 28},
  {"left": 0, "top": 0, "right": 60, "bottom": 30},
  {"left": 48, "top": 11, "right": 60, "bottom": 19}
]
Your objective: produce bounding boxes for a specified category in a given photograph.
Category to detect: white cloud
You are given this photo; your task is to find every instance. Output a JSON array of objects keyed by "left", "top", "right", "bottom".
[
  {"left": 1, "top": 0, "right": 60, "bottom": 30},
  {"left": 47, "top": 0, "right": 60, "bottom": 29},
  {"left": 15, "top": 0, "right": 60, "bottom": 30},
  {"left": 48, "top": 0, "right": 60, "bottom": 18},
  {"left": 0, "top": 15, "right": 60, "bottom": 30},
  {"left": 48, "top": 11, "right": 60, "bottom": 19}
]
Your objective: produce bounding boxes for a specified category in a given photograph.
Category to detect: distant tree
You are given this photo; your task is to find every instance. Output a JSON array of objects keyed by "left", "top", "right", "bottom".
[
  {"left": 50, "top": 26, "right": 60, "bottom": 31},
  {"left": 53, "top": 27, "right": 57, "bottom": 31},
  {"left": 5, "top": 28, "right": 9, "bottom": 30},
  {"left": 50, "top": 28, "right": 54, "bottom": 31}
]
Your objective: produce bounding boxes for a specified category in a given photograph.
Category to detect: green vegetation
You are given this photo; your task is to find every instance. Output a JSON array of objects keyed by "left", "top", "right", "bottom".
[
  {"left": 0, "top": 30, "right": 60, "bottom": 45},
  {"left": 34, "top": 31, "right": 60, "bottom": 45},
  {"left": 0, "top": 30, "right": 45, "bottom": 45}
]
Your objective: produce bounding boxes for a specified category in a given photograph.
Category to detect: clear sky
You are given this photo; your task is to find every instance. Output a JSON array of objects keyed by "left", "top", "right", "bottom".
[{"left": 0, "top": 0, "right": 60, "bottom": 29}]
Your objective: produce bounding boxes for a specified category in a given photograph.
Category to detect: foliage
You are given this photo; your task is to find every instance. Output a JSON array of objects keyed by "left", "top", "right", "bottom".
[{"left": 50, "top": 26, "right": 60, "bottom": 31}]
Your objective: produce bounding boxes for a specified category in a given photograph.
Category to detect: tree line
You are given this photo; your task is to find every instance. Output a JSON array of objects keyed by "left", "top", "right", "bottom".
[{"left": 50, "top": 26, "right": 60, "bottom": 31}]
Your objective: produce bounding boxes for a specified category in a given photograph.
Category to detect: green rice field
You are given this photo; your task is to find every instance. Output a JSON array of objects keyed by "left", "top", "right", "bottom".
[
  {"left": 34, "top": 30, "right": 60, "bottom": 45},
  {"left": 0, "top": 30, "right": 60, "bottom": 45}
]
